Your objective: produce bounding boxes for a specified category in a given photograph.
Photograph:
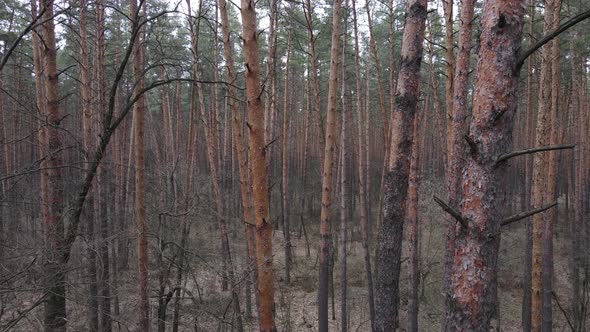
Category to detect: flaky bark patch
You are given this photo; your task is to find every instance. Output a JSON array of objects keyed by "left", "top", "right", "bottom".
[{"left": 446, "top": 0, "right": 526, "bottom": 330}]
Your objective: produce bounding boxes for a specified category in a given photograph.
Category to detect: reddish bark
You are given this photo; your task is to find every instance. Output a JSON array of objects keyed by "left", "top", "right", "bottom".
[
  {"left": 441, "top": 0, "right": 456, "bottom": 324},
  {"left": 445, "top": 0, "right": 526, "bottom": 329},
  {"left": 317, "top": 0, "right": 342, "bottom": 329},
  {"left": 441, "top": 0, "right": 476, "bottom": 329},
  {"left": 541, "top": 0, "right": 561, "bottom": 329},
  {"left": 531, "top": 1, "right": 555, "bottom": 330},
  {"left": 239, "top": 0, "right": 277, "bottom": 330},
  {"left": 39, "top": 0, "right": 67, "bottom": 329},
  {"left": 219, "top": 0, "right": 259, "bottom": 320}
]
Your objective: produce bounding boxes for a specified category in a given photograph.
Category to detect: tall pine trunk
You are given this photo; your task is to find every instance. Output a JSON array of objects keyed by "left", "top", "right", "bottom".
[
  {"left": 239, "top": 0, "right": 277, "bottom": 330},
  {"left": 351, "top": 1, "right": 375, "bottom": 329},
  {"left": 339, "top": 8, "right": 349, "bottom": 329},
  {"left": 39, "top": 0, "right": 67, "bottom": 329},
  {"left": 317, "top": 0, "right": 342, "bottom": 329},
  {"left": 522, "top": 2, "right": 536, "bottom": 330},
  {"left": 531, "top": 1, "right": 555, "bottom": 330},
  {"left": 445, "top": 0, "right": 526, "bottom": 329},
  {"left": 95, "top": 0, "right": 112, "bottom": 328},
  {"left": 77, "top": 1, "right": 99, "bottom": 328},
  {"left": 441, "top": 0, "right": 456, "bottom": 324},
  {"left": 281, "top": 32, "right": 293, "bottom": 285},
  {"left": 130, "top": 0, "right": 150, "bottom": 329},
  {"left": 375, "top": 0, "right": 427, "bottom": 330},
  {"left": 441, "top": 0, "right": 476, "bottom": 329},
  {"left": 541, "top": 1, "right": 561, "bottom": 330}
]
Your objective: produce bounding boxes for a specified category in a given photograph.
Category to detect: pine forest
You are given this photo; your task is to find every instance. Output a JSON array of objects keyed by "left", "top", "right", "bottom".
[{"left": 0, "top": 0, "right": 589, "bottom": 330}]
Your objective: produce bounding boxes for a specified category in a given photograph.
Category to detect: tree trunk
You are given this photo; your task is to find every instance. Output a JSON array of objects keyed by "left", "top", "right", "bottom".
[
  {"left": 264, "top": 0, "right": 277, "bottom": 145},
  {"left": 95, "top": 0, "right": 112, "bottom": 328},
  {"left": 304, "top": 0, "right": 325, "bottom": 159},
  {"left": 445, "top": 0, "right": 526, "bottom": 329},
  {"left": 39, "top": 0, "right": 67, "bottom": 329},
  {"left": 219, "top": 0, "right": 260, "bottom": 322},
  {"left": 239, "top": 0, "right": 277, "bottom": 330},
  {"left": 441, "top": 0, "right": 476, "bottom": 329},
  {"left": 541, "top": 1, "right": 561, "bottom": 330},
  {"left": 130, "top": 0, "right": 150, "bottom": 329},
  {"left": 440, "top": 0, "right": 456, "bottom": 325},
  {"left": 568, "top": 19, "right": 583, "bottom": 331},
  {"left": 339, "top": 6, "right": 348, "bottom": 330},
  {"left": 193, "top": 19, "right": 244, "bottom": 332},
  {"left": 282, "top": 32, "right": 293, "bottom": 285},
  {"left": 375, "top": 0, "right": 427, "bottom": 330},
  {"left": 406, "top": 97, "right": 422, "bottom": 332},
  {"left": 522, "top": 2, "right": 536, "bottom": 331},
  {"left": 77, "top": 0, "right": 99, "bottom": 328},
  {"left": 531, "top": 1, "right": 555, "bottom": 330},
  {"left": 317, "top": 0, "right": 342, "bottom": 329},
  {"left": 365, "top": 0, "right": 389, "bottom": 148},
  {"left": 111, "top": 14, "right": 124, "bottom": 321},
  {"left": 300, "top": 62, "right": 312, "bottom": 258},
  {"left": 443, "top": 0, "right": 455, "bottom": 170},
  {"left": 351, "top": 1, "right": 375, "bottom": 329}
]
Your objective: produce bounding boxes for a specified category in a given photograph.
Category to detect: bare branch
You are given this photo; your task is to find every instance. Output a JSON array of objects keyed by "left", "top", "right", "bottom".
[
  {"left": 0, "top": 293, "right": 46, "bottom": 332},
  {"left": 263, "top": 135, "right": 280, "bottom": 152},
  {"left": 63, "top": 77, "right": 232, "bottom": 264},
  {"left": 0, "top": 6, "right": 47, "bottom": 73},
  {"left": 501, "top": 201, "right": 557, "bottom": 227},
  {"left": 516, "top": 9, "right": 590, "bottom": 71},
  {"left": 464, "top": 135, "right": 478, "bottom": 156},
  {"left": 551, "top": 291, "right": 575, "bottom": 332},
  {"left": 433, "top": 195, "right": 468, "bottom": 228},
  {"left": 496, "top": 144, "right": 575, "bottom": 164}
]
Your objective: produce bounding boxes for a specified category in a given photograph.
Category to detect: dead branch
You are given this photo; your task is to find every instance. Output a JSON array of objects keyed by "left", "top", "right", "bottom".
[
  {"left": 517, "top": 8, "right": 590, "bottom": 71},
  {"left": 433, "top": 195, "right": 468, "bottom": 228},
  {"left": 496, "top": 144, "right": 575, "bottom": 164},
  {"left": 501, "top": 201, "right": 558, "bottom": 227},
  {"left": 464, "top": 135, "right": 478, "bottom": 156},
  {"left": 552, "top": 291, "right": 575, "bottom": 332}
]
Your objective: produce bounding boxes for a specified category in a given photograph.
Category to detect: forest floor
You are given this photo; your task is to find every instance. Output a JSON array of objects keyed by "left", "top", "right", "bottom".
[
  {"left": 258, "top": 182, "right": 575, "bottom": 331},
  {"left": 152, "top": 180, "right": 576, "bottom": 332},
  {"left": 3, "top": 182, "right": 577, "bottom": 331}
]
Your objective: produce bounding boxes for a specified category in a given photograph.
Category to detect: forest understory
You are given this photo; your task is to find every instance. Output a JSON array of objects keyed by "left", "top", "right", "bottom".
[{"left": 2, "top": 179, "right": 580, "bottom": 331}]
